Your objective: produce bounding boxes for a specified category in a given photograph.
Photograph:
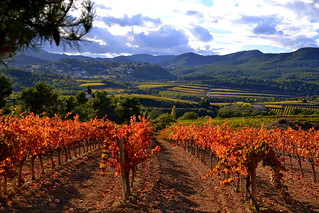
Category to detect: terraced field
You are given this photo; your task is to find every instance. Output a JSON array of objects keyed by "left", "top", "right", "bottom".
[
  {"left": 79, "top": 82, "right": 106, "bottom": 87},
  {"left": 136, "top": 84, "right": 171, "bottom": 90},
  {"left": 207, "top": 88, "right": 288, "bottom": 98},
  {"left": 115, "top": 94, "right": 198, "bottom": 105},
  {"left": 138, "top": 83, "right": 289, "bottom": 100},
  {"left": 158, "top": 84, "right": 209, "bottom": 97},
  {"left": 73, "top": 80, "right": 296, "bottom": 103}
]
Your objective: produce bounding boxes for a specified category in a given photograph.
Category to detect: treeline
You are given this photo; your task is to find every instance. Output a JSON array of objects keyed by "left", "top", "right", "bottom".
[
  {"left": 1, "top": 67, "right": 80, "bottom": 94},
  {"left": 1, "top": 81, "right": 140, "bottom": 123}
]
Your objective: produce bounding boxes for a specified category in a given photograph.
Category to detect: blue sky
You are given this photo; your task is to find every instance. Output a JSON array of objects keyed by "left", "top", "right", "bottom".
[{"left": 44, "top": 0, "right": 319, "bottom": 57}]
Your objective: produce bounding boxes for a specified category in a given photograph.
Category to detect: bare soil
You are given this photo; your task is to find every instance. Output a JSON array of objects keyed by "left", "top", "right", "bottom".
[{"left": 1, "top": 138, "right": 319, "bottom": 212}]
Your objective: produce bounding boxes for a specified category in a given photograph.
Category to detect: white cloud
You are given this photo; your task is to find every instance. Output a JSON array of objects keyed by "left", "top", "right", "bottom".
[{"left": 43, "top": 0, "right": 319, "bottom": 57}]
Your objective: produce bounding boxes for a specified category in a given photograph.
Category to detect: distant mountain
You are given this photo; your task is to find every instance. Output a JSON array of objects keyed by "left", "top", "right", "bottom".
[
  {"left": 95, "top": 54, "right": 175, "bottom": 64},
  {"left": 4, "top": 47, "right": 276, "bottom": 68},
  {"left": 16, "top": 58, "right": 176, "bottom": 81},
  {"left": 7, "top": 55, "right": 49, "bottom": 66},
  {"left": 160, "top": 52, "right": 215, "bottom": 67},
  {"left": 169, "top": 47, "right": 319, "bottom": 83},
  {"left": 128, "top": 54, "right": 175, "bottom": 64},
  {"left": 7, "top": 46, "right": 319, "bottom": 84},
  {"left": 157, "top": 50, "right": 264, "bottom": 67},
  {"left": 6, "top": 48, "right": 91, "bottom": 66},
  {"left": 2, "top": 67, "right": 80, "bottom": 93}
]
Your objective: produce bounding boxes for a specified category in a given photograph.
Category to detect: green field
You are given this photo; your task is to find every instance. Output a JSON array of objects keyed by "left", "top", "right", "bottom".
[
  {"left": 159, "top": 90, "right": 201, "bottom": 97},
  {"left": 137, "top": 84, "right": 171, "bottom": 89},
  {"left": 256, "top": 100, "right": 303, "bottom": 105},
  {"left": 168, "top": 86, "right": 205, "bottom": 94},
  {"left": 79, "top": 82, "right": 106, "bottom": 87},
  {"left": 137, "top": 83, "right": 290, "bottom": 100},
  {"left": 76, "top": 79, "right": 102, "bottom": 83},
  {"left": 179, "top": 115, "right": 319, "bottom": 128},
  {"left": 92, "top": 88, "right": 125, "bottom": 94},
  {"left": 72, "top": 80, "right": 301, "bottom": 105},
  {"left": 74, "top": 79, "right": 296, "bottom": 101},
  {"left": 207, "top": 90, "right": 287, "bottom": 98},
  {"left": 159, "top": 84, "right": 209, "bottom": 96},
  {"left": 115, "top": 94, "right": 197, "bottom": 105}
]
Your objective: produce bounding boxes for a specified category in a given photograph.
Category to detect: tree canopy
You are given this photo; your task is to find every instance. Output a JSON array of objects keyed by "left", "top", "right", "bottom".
[
  {"left": 18, "top": 82, "right": 60, "bottom": 116},
  {"left": 0, "top": 0, "right": 94, "bottom": 60},
  {"left": 0, "top": 75, "right": 12, "bottom": 108}
]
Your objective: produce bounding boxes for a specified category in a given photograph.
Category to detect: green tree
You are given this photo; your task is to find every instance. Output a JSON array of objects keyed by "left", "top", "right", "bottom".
[
  {"left": 71, "top": 90, "right": 95, "bottom": 121},
  {"left": 0, "top": 75, "right": 12, "bottom": 108},
  {"left": 171, "top": 105, "right": 176, "bottom": 119},
  {"left": 178, "top": 112, "right": 199, "bottom": 120},
  {"left": 217, "top": 103, "right": 250, "bottom": 118},
  {"left": 151, "top": 113, "right": 176, "bottom": 131},
  {"left": 199, "top": 97, "right": 211, "bottom": 109},
  {"left": 91, "top": 90, "right": 113, "bottom": 118},
  {"left": 0, "top": 0, "right": 94, "bottom": 60},
  {"left": 113, "top": 97, "right": 140, "bottom": 124},
  {"left": 74, "top": 99, "right": 96, "bottom": 121},
  {"left": 76, "top": 91, "right": 88, "bottom": 105},
  {"left": 56, "top": 96, "right": 77, "bottom": 117},
  {"left": 18, "top": 82, "right": 59, "bottom": 116}
]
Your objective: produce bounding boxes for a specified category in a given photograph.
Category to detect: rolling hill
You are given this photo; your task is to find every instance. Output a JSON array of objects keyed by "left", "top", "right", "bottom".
[
  {"left": 5, "top": 47, "right": 319, "bottom": 96},
  {"left": 167, "top": 48, "right": 319, "bottom": 83},
  {"left": 10, "top": 47, "right": 319, "bottom": 83}
]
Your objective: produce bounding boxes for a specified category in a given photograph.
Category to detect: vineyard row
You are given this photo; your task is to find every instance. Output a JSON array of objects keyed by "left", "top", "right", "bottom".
[
  {"left": 0, "top": 113, "right": 156, "bottom": 200},
  {"left": 160, "top": 121, "right": 319, "bottom": 206}
]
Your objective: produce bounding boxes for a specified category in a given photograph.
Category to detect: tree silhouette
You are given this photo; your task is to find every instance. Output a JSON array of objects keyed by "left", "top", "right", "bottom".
[
  {"left": 0, "top": 0, "right": 94, "bottom": 60},
  {"left": 0, "top": 75, "right": 12, "bottom": 108}
]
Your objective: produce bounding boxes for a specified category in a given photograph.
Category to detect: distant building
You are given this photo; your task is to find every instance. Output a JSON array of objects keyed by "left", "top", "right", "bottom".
[
  {"left": 252, "top": 105, "right": 266, "bottom": 111},
  {"left": 85, "top": 86, "right": 94, "bottom": 98}
]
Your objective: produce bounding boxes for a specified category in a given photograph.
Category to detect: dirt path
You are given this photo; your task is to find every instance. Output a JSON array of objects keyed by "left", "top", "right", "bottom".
[
  {"left": 3, "top": 138, "right": 318, "bottom": 212},
  {"left": 146, "top": 138, "right": 229, "bottom": 212},
  {"left": 0, "top": 151, "right": 123, "bottom": 212},
  {"left": 1, "top": 139, "right": 250, "bottom": 213},
  {"left": 111, "top": 138, "right": 249, "bottom": 213}
]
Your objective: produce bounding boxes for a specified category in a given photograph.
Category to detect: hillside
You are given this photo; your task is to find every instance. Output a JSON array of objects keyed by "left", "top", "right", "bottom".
[
  {"left": 6, "top": 47, "right": 319, "bottom": 96},
  {"left": 169, "top": 48, "right": 319, "bottom": 82},
  {"left": 1, "top": 67, "right": 80, "bottom": 93},
  {"left": 6, "top": 48, "right": 91, "bottom": 66},
  {"left": 10, "top": 47, "right": 319, "bottom": 83},
  {"left": 13, "top": 58, "right": 176, "bottom": 81},
  {"left": 157, "top": 50, "right": 263, "bottom": 67}
]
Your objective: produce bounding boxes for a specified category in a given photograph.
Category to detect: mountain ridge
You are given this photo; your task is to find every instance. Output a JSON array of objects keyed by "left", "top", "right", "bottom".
[
  {"left": 6, "top": 46, "right": 319, "bottom": 83},
  {"left": 8, "top": 47, "right": 319, "bottom": 67},
  {"left": 4, "top": 47, "right": 319, "bottom": 96}
]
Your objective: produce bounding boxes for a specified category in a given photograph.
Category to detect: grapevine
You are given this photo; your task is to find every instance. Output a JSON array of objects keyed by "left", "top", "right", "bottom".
[
  {"left": 0, "top": 113, "right": 157, "bottom": 201},
  {"left": 0, "top": 113, "right": 112, "bottom": 198},
  {"left": 161, "top": 121, "right": 318, "bottom": 204}
]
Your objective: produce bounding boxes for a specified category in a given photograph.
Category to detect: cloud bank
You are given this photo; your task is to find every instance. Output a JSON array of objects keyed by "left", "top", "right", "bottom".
[{"left": 43, "top": 0, "right": 319, "bottom": 57}]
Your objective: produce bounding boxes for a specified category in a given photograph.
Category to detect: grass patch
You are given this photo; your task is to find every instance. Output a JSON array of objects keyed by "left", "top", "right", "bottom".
[
  {"left": 169, "top": 86, "right": 205, "bottom": 94},
  {"left": 181, "top": 85, "right": 210, "bottom": 89},
  {"left": 115, "top": 94, "right": 197, "bottom": 104},
  {"left": 178, "top": 115, "right": 319, "bottom": 128},
  {"left": 264, "top": 105, "right": 283, "bottom": 108},
  {"left": 159, "top": 90, "right": 200, "bottom": 97},
  {"left": 92, "top": 75, "right": 115, "bottom": 79},
  {"left": 256, "top": 100, "right": 303, "bottom": 105},
  {"left": 92, "top": 88, "right": 125, "bottom": 93},
  {"left": 208, "top": 91, "right": 280, "bottom": 96},
  {"left": 137, "top": 84, "right": 171, "bottom": 89},
  {"left": 79, "top": 83, "right": 106, "bottom": 87},
  {"left": 210, "top": 88, "right": 240, "bottom": 92},
  {"left": 76, "top": 79, "right": 102, "bottom": 83}
]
